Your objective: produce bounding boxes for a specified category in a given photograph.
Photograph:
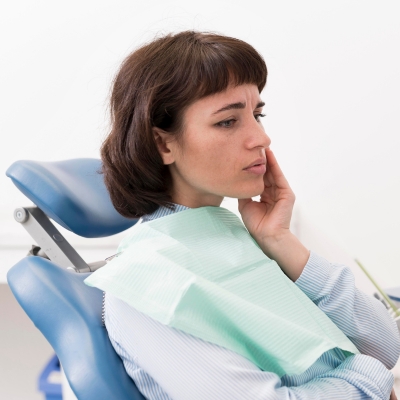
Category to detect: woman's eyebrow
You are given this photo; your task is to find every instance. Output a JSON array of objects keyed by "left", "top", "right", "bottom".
[
  {"left": 255, "top": 101, "right": 265, "bottom": 109},
  {"left": 212, "top": 102, "right": 245, "bottom": 115},
  {"left": 212, "top": 101, "right": 265, "bottom": 115}
]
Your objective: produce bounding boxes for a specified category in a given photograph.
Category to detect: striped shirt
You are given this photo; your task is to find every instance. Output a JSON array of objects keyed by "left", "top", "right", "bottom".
[{"left": 105, "top": 203, "right": 400, "bottom": 399}]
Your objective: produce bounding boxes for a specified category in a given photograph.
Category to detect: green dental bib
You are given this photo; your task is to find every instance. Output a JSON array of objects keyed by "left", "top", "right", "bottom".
[{"left": 84, "top": 206, "right": 359, "bottom": 377}]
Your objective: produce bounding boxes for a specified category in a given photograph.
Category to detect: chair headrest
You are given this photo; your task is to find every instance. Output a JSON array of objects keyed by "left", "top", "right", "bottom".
[{"left": 6, "top": 158, "right": 137, "bottom": 238}]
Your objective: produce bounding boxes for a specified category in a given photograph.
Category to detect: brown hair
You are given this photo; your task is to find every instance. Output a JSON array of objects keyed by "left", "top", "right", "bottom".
[{"left": 101, "top": 30, "right": 267, "bottom": 218}]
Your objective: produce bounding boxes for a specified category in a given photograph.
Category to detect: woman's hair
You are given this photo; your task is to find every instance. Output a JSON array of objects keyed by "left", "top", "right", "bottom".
[{"left": 101, "top": 30, "right": 267, "bottom": 218}]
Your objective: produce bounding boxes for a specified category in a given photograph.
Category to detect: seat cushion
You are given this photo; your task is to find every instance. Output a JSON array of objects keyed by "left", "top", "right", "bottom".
[
  {"left": 6, "top": 159, "right": 136, "bottom": 237},
  {"left": 7, "top": 256, "right": 145, "bottom": 400}
]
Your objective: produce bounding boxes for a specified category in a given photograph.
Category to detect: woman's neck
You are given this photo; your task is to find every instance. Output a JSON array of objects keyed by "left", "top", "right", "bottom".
[{"left": 170, "top": 192, "right": 224, "bottom": 209}]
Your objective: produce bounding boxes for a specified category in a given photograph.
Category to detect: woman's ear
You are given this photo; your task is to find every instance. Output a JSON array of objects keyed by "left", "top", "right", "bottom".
[{"left": 153, "top": 127, "right": 176, "bottom": 165}]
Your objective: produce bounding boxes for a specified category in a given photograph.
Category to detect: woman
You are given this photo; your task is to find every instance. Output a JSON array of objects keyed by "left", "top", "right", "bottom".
[{"left": 97, "top": 31, "right": 400, "bottom": 399}]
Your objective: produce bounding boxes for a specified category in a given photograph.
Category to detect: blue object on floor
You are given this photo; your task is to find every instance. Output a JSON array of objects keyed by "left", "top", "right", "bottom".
[{"left": 38, "top": 354, "right": 62, "bottom": 400}]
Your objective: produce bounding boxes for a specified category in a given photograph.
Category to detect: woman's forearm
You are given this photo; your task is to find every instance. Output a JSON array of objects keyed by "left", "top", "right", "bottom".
[
  {"left": 295, "top": 252, "right": 400, "bottom": 370},
  {"left": 257, "top": 231, "right": 310, "bottom": 281},
  {"left": 258, "top": 231, "right": 400, "bottom": 369}
]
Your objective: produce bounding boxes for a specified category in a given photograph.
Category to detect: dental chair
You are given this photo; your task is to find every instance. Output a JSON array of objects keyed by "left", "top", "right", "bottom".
[
  {"left": 6, "top": 158, "right": 400, "bottom": 400},
  {"left": 6, "top": 159, "right": 145, "bottom": 400}
]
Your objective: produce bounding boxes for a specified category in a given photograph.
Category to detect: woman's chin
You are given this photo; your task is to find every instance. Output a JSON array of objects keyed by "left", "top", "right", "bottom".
[{"left": 230, "top": 186, "right": 264, "bottom": 200}]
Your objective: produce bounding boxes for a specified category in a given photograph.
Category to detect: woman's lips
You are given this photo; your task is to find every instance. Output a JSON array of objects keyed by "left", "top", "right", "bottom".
[{"left": 243, "top": 164, "right": 266, "bottom": 174}]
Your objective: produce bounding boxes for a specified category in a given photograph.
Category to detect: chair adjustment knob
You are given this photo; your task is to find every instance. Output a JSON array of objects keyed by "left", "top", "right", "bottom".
[{"left": 14, "top": 208, "right": 29, "bottom": 223}]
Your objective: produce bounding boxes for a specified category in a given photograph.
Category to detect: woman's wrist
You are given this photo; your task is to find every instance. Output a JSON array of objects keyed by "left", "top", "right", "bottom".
[{"left": 257, "top": 231, "right": 310, "bottom": 281}]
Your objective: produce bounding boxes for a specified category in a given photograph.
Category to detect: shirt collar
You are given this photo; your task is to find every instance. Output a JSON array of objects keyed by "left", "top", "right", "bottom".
[{"left": 141, "top": 203, "right": 191, "bottom": 223}]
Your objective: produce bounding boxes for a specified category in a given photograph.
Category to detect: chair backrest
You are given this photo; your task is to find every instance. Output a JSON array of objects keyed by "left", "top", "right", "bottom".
[{"left": 7, "top": 255, "right": 145, "bottom": 400}]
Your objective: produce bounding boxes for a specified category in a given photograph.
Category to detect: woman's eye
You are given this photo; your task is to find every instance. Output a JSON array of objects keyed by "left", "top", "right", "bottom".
[
  {"left": 216, "top": 119, "right": 236, "bottom": 128},
  {"left": 216, "top": 114, "right": 265, "bottom": 128},
  {"left": 255, "top": 113, "right": 266, "bottom": 122}
]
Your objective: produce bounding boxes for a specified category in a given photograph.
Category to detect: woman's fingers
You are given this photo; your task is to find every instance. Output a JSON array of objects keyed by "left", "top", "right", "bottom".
[
  {"left": 239, "top": 149, "right": 294, "bottom": 214},
  {"left": 264, "top": 148, "right": 291, "bottom": 190}
]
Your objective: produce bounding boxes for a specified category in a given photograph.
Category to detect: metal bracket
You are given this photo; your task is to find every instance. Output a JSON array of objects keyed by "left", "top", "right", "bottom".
[{"left": 14, "top": 206, "right": 91, "bottom": 273}]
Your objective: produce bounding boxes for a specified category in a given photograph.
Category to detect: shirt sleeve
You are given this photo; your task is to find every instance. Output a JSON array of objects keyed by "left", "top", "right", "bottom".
[
  {"left": 295, "top": 251, "right": 400, "bottom": 369},
  {"left": 105, "top": 292, "right": 395, "bottom": 400},
  {"left": 287, "top": 354, "right": 394, "bottom": 400}
]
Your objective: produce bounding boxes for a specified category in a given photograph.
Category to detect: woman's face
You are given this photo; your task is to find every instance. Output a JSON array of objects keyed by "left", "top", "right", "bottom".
[{"left": 154, "top": 83, "right": 271, "bottom": 208}]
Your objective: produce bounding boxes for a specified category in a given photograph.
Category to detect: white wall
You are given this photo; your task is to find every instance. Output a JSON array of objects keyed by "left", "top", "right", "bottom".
[{"left": 1, "top": 0, "right": 399, "bottom": 286}]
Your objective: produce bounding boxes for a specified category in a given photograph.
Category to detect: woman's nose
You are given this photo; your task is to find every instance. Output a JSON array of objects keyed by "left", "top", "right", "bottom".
[
  {"left": 261, "top": 130, "right": 271, "bottom": 148},
  {"left": 246, "top": 118, "right": 271, "bottom": 149}
]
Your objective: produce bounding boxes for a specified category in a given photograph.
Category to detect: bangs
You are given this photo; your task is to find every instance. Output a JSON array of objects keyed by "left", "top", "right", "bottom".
[{"left": 191, "top": 35, "right": 267, "bottom": 99}]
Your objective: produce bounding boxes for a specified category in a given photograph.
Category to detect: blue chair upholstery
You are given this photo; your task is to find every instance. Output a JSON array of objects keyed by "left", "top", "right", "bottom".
[
  {"left": 6, "top": 158, "right": 145, "bottom": 399},
  {"left": 7, "top": 257, "right": 145, "bottom": 400},
  {"left": 6, "top": 159, "right": 137, "bottom": 237}
]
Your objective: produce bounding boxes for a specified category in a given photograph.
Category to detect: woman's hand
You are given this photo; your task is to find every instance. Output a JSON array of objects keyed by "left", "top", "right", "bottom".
[
  {"left": 391, "top": 388, "right": 398, "bottom": 400},
  {"left": 238, "top": 148, "right": 294, "bottom": 240},
  {"left": 238, "top": 148, "right": 309, "bottom": 281}
]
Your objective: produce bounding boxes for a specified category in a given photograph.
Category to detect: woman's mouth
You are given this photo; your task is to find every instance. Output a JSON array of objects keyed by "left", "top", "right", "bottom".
[
  {"left": 243, "top": 164, "right": 266, "bottom": 174},
  {"left": 243, "top": 156, "right": 267, "bottom": 174}
]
